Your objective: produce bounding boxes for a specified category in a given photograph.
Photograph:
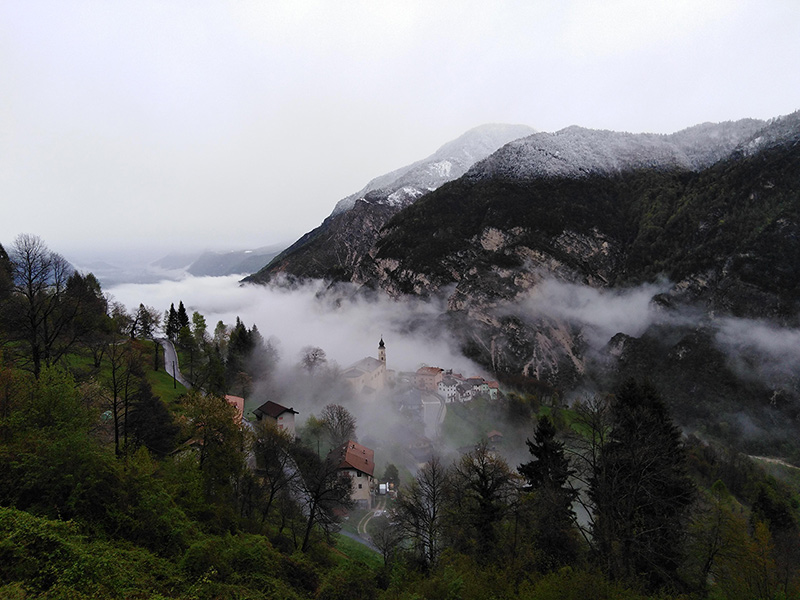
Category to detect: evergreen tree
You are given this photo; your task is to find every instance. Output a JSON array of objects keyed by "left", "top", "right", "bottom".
[
  {"left": 519, "top": 415, "right": 581, "bottom": 570},
  {"left": 165, "top": 303, "right": 179, "bottom": 341},
  {"left": 127, "top": 380, "right": 179, "bottom": 456},
  {"left": 590, "top": 379, "right": 695, "bottom": 590},
  {"left": 176, "top": 301, "right": 190, "bottom": 330}
]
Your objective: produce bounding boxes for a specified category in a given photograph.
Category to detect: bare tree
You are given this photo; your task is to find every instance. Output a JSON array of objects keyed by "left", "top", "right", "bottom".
[
  {"left": 104, "top": 329, "right": 145, "bottom": 457},
  {"left": 564, "top": 394, "right": 613, "bottom": 550},
  {"left": 300, "top": 345, "right": 327, "bottom": 373},
  {"left": 392, "top": 456, "right": 449, "bottom": 567},
  {"left": 320, "top": 403, "right": 357, "bottom": 447},
  {"left": 371, "top": 514, "right": 404, "bottom": 565},
  {"left": 8, "top": 234, "right": 77, "bottom": 377},
  {"left": 251, "top": 421, "right": 300, "bottom": 521},
  {"left": 447, "top": 441, "right": 518, "bottom": 558},
  {"left": 291, "top": 444, "right": 354, "bottom": 552}
]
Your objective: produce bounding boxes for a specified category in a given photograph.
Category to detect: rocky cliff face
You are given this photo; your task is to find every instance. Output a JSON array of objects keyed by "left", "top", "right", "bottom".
[{"left": 360, "top": 114, "right": 800, "bottom": 373}]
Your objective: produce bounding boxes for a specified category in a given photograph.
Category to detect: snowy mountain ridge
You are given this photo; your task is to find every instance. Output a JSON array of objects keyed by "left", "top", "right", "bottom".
[
  {"left": 466, "top": 118, "right": 769, "bottom": 181},
  {"left": 331, "top": 123, "right": 536, "bottom": 215}
]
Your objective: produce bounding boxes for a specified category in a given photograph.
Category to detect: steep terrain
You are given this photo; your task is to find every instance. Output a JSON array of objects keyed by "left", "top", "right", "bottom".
[
  {"left": 245, "top": 123, "right": 535, "bottom": 283},
  {"left": 249, "top": 112, "right": 800, "bottom": 457},
  {"left": 358, "top": 112, "right": 800, "bottom": 456}
]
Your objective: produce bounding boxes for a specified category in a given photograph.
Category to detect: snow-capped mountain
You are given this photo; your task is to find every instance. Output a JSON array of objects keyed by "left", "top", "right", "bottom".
[
  {"left": 331, "top": 123, "right": 536, "bottom": 214},
  {"left": 466, "top": 119, "right": 766, "bottom": 181}
]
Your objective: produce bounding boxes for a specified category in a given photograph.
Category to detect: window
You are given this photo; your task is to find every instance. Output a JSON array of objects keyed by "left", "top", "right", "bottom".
[
  {"left": 357, "top": 471, "right": 362, "bottom": 477},
  {"left": 358, "top": 484, "right": 363, "bottom": 489}
]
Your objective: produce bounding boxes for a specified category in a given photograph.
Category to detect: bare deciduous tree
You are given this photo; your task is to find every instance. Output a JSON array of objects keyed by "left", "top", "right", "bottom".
[
  {"left": 9, "top": 234, "right": 77, "bottom": 377},
  {"left": 320, "top": 403, "right": 357, "bottom": 447},
  {"left": 300, "top": 345, "right": 327, "bottom": 373},
  {"left": 392, "top": 456, "right": 449, "bottom": 567}
]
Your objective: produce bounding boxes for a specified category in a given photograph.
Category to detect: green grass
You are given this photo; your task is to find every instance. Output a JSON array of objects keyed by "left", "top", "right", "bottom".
[
  {"left": 58, "top": 341, "right": 187, "bottom": 408},
  {"left": 338, "top": 508, "right": 369, "bottom": 536},
  {"left": 334, "top": 534, "right": 382, "bottom": 569}
]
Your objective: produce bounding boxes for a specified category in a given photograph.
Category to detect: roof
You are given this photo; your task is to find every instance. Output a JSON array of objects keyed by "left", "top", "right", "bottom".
[
  {"left": 329, "top": 440, "right": 375, "bottom": 477},
  {"left": 254, "top": 400, "right": 298, "bottom": 419},
  {"left": 224, "top": 395, "right": 244, "bottom": 423},
  {"left": 416, "top": 366, "right": 444, "bottom": 376},
  {"left": 343, "top": 356, "right": 384, "bottom": 377},
  {"left": 487, "top": 429, "right": 504, "bottom": 439}
]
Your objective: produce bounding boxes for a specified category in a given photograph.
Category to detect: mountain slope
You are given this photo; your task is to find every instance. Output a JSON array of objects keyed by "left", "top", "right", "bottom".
[
  {"left": 362, "top": 113, "right": 799, "bottom": 314},
  {"left": 244, "top": 124, "right": 535, "bottom": 283}
]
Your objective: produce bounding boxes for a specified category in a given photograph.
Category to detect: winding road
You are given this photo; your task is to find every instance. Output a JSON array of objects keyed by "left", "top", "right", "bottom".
[{"left": 156, "top": 337, "right": 191, "bottom": 389}]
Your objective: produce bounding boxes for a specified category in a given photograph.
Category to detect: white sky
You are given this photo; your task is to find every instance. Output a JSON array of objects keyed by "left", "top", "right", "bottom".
[{"left": 1, "top": 0, "right": 798, "bottom": 262}]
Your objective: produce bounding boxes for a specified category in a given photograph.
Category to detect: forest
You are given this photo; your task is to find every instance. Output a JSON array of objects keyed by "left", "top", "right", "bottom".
[{"left": 0, "top": 233, "right": 799, "bottom": 599}]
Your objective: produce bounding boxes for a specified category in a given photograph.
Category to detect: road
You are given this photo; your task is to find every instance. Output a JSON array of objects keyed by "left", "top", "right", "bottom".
[
  {"left": 156, "top": 338, "right": 191, "bottom": 389},
  {"left": 357, "top": 496, "right": 388, "bottom": 539}
]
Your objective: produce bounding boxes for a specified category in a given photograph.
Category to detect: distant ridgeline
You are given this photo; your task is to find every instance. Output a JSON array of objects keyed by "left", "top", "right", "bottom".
[{"left": 247, "top": 112, "right": 800, "bottom": 458}]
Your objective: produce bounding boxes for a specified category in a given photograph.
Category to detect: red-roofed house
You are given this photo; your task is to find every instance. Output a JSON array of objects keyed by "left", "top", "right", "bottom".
[
  {"left": 328, "top": 440, "right": 375, "bottom": 508},
  {"left": 415, "top": 366, "right": 444, "bottom": 392},
  {"left": 253, "top": 400, "right": 299, "bottom": 437}
]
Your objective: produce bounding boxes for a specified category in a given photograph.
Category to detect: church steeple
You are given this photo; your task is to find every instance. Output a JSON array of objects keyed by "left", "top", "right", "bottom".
[{"left": 378, "top": 337, "right": 386, "bottom": 364}]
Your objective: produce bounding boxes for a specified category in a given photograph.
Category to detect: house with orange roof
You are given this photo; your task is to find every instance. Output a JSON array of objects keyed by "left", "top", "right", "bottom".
[{"left": 328, "top": 440, "right": 375, "bottom": 508}]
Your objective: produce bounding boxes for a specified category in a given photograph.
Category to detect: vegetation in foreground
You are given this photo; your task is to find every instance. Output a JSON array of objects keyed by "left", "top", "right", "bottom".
[{"left": 0, "top": 234, "right": 799, "bottom": 599}]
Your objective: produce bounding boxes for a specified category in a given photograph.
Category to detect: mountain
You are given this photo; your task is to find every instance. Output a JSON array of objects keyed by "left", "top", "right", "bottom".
[
  {"left": 186, "top": 245, "right": 286, "bottom": 277},
  {"left": 150, "top": 252, "right": 202, "bottom": 271},
  {"left": 363, "top": 114, "right": 798, "bottom": 307},
  {"left": 247, "top": 111, "right": 800, "bottom": 458},
  {"left": 465, "top": 119, "right": 765, "bottom": 181},
  {"left": 244, "top": 123, "right": 535, "bottom": 283},
  {"left": 149, "top": 245, "right": 287, "bottom": 278}
]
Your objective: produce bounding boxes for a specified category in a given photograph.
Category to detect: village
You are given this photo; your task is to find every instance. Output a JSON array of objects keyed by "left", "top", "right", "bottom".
[{"left": 223, "top": 337, "right": 505, "bottom": 515}]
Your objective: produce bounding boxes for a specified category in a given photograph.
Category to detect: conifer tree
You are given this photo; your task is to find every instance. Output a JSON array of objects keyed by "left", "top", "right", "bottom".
[
  {"left": 177, "top": 301, "right": 190, "bottom": 330},
  {"left": 165, "top": 303, "right": 179, "bottom": 341},
  {"left": 590, "top": 379, "right": 695, "bottom": 590},
  {"left": 519, "top": 415, "right": 580, "bottom": 570}
]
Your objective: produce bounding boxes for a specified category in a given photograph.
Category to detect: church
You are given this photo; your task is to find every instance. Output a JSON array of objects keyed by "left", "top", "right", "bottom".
[{"left": 342, "top": 338, "right": 387, "bottom": 394}]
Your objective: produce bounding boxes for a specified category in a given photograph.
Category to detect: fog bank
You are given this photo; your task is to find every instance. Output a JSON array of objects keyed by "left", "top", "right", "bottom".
[{"left": 108, "top": 275, "right": 482, "bottom": 377}]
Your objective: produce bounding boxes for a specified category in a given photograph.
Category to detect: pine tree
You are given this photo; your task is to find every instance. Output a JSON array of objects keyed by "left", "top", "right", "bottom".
[
  {"left": 177, "top": 301, "right": 190, "bottom": 330},
  {"left": 519, "top": 415, "right": 580, "bottom": 570},
  {"left": 590, "top": 379, "right": 695, "bottom": 590},
  {"left": 165, "top": 303, "right": 179, "bottom": 341}
]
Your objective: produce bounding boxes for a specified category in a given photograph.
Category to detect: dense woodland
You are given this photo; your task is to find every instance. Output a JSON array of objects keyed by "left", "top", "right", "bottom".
[{"left": 1, "top": 233, "right": 799, "bottom": 599}]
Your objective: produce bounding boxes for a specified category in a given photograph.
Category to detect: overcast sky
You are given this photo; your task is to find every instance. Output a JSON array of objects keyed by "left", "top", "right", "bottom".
[{"left": 2, "top": 0, "right": 798, "bottom": 262}]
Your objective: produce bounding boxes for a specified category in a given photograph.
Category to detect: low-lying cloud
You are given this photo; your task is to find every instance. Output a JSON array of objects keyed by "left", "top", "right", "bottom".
[
  {"left": 108, "top": 275, "right": 482, "bottom": 378},
  {"left": 518, "top": 277, "right": 674, "bottom": 346},
  {"left": 715, "top": 317, "right": 800, "bottom": 386}
]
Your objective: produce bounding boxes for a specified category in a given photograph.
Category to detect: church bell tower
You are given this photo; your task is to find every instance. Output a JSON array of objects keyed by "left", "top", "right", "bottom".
[{"left": 378, "top": 337, "right": 386, "bottom": 365}]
